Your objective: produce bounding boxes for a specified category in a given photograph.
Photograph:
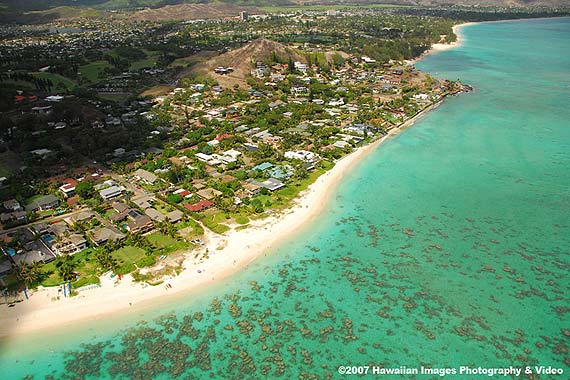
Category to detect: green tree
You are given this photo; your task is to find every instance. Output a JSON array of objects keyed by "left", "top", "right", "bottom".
[
  {"left": 75, "top": 181, "right": 95, "bottom": 199},
  {"left": 56, "top": 254, "right": 77, "bottom": 282},
  {"left": 95, "top": 248, "right": 118, "bottom": 273},
  {"left": 18, "top": 261, "right": 42, "bottom": 288}
]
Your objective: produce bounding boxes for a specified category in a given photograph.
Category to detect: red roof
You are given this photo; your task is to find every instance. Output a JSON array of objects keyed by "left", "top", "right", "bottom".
[
  {"left": 178, "top": 190, "right": 191, "bottom": 197},
  {"left": 63, "top": 178, "right": 79, "bottom": 187},
  {"left": 184, "top": 200, "right": 213, "bottom": 212},
  {"left": 67, "top": 196, "right": 79, "bottom": 206},
  {"left": 215, "top": 133, "right": 231, "bottom": 141}
]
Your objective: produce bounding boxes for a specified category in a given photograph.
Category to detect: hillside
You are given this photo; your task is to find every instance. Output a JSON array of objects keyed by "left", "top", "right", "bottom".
[
  {"left": 130, "top": 3, "right": 262, "bottom": 21},
  {"left": 1, "top": 0, "right": 567, "bottom": 13},
  {"left": 0, "top": 6, "right": 103, "bottom": 23},
  {"left": 185, "top": 38, "right": 306, "bottom": 87}
]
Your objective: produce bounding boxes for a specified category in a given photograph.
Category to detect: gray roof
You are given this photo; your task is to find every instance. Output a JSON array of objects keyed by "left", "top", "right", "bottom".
[
  {"left": 26, "top": 194, "right": 59, "bottom": 211},
  {"left": 90, "top": 227, "right": 125, "bottom": 244},
  {"left": 99, "top": 185, "right": 123, "bottom": 199},
  {"left": 166, "top": 210, "right": 184, "bottom": 223},
  {"left": 134, "top": 169, "right": 158, "bottom": 184},
  {"left": 145, "top": 208, "right": 166, "bottom": 222}
]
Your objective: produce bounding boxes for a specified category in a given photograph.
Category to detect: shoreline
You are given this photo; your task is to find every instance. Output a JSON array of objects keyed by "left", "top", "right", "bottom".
[
  {"left": 0, "top": 101, "right": 442, "bottom": 340},
  {"left": 407, "top": 22, "right": 475, "bottom": 65},
  {"left": 0, "top": 26, "right": 464, "bottom": 340}
]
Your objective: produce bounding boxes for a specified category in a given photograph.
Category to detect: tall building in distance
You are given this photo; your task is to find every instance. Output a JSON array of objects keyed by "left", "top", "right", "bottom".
[{"left": 240, "top": 11, "right": 249, "bottom": 21}]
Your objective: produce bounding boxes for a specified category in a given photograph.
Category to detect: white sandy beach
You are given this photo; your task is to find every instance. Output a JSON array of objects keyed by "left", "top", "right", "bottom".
[
  {"left": 407, "top": 22, "right": 474, "bottom": 65},
  {"left": 0, "top": 24, "right": 467, "bottom": 339},
  {"left": 0, "top": 111, "right": 436, "bottom": 339}
]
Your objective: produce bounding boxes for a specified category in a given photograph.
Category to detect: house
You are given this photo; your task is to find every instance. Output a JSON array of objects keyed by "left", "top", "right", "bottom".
[
  {"left": 333, "top": 140, "right": 351, "bottom": 149},
  {"left": 291, "top": 86, "right": 308, "bottom": 95},
  {"left": 52, "top": 233, "right": 88, "bottom": 255},
  {"left": 248, "top": 178, "right": 285, "bottom": 192},
  {"left": 241, "top": 182, "right": 261, "bottom": 195},
  {"left": 184, "top": 200, "right": 213, "bottom": 212},
  {"left": 195, "top": 153, "right": 221, "bottom": 166},
  {"left": 197, "top": 188, "right": 223, "bottom": 200},
  {"left": 145, "top": 208, "right": 166, "bottom": 222},
  {"left": 0, "top": 211, "right": 27, "bottom": 224},
  {"left": 59, "top": 178, "right": 78, "bottom": 198},
  {"left": 99, "top": 185, "right": 124, "bottom": 201},
  {"left": 166, "top": 210, "right": 184, "bottom": 223},
  {"left": 251, "top": 162, "right": 274, "bottom": 172},
  {"left": 30, "top": 148, "right": 52, "bottom": 158},
  {"left": 68, "top": 234, "right": 88, "bottom": 251},
  {"left": 285, "top": 150, "right": 320, "bottom": 163},
  {"left": 66, "top": 210, "right": 95, "bottom": 225},
  {"left": 133, "top": 169, "right": 158, "bottom": 185},
  {"left": 113, "top": 202, "right": 129, "bottom": 213},
  {"left": 90, "top": 227, "right": 125, "bottom": 246},
  {"left": 174, "top": 189, "right": 192, "bottom": 198},
  {"left": 3, "top": 199, "right": 22, "bottom": 212},
  {"left": 268, "top": 165, "right": 294, "bottom": 180},
  {"left": 132, "top": 195, "right": 153, "bottom": 210},
  {"left": 294, "top": 61, "right": 307, "bottom": 74},
  {"left": 268, "top": 100, "right": 286, "bottom": 110},
  {"left": 26, "top": 194, "right": 59, "bottom": 212},
  {"left": 223, "top": 149, "right": 242, "bottom": 160},
  {"left": 126, "top": 213, "right": 154, "bottom": 234}
]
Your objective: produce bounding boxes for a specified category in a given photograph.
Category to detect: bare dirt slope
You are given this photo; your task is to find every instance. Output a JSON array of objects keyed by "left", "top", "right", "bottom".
[{"left": 185, "top": 38, "right": 306, "bottom": 88}]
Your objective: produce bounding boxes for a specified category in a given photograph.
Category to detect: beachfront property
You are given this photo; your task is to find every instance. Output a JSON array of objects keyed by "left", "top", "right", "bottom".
[
  {"left": 0, "top": 9, "right": 474, "bottom": 307},
  {"left": 89, "top": 226, "right": 126, "bottom": 246}
]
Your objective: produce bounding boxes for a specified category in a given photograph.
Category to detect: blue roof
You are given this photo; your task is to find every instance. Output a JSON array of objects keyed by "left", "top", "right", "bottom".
[
  {"left": 269, "top": 165, "right": 294, "bottom": 179},
  {"left": 252, "top": 162, "right": 274, "bottom": 171}
]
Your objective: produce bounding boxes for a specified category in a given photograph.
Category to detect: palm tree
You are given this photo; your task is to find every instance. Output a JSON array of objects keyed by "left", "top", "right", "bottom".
[
  {"left": 18, "top": 261, "right": 42, "bottom": 288},
  {"left": 95, "top": 249, "right": 119, "bottom": 273},
  {"left": 56, "top": 254, "right": 76, "bottom": 282}
]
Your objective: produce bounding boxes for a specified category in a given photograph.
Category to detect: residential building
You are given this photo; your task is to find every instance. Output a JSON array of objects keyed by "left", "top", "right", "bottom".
[
  {"left": 133, "top": 169, "right": 158, "bottom": 185},
  {"left": 99, "top": 185, "right": 125, "bottom": 201},
  {"left": 26, "top": 194, "right": 59, "bottom": 212}
]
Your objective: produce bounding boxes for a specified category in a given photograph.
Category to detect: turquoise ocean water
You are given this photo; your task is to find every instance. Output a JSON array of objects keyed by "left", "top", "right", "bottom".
[{"left": 1, "top": 17, "right": 569, "bottom": 380}]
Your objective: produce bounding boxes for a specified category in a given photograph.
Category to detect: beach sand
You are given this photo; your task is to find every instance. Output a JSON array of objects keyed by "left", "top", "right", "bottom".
[
  {"left": 407, "top": 22, "right": 474, "bottom": 65},
  {"left": 0, "top": 25, "right": 466, "bottom": 338}
]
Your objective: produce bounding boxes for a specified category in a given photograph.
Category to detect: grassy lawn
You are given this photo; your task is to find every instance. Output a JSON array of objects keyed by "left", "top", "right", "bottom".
[
  {"left": 234, "top": 215, "right": 249, "bottom": 225},
  {"left": 113, "top": 246, "right": 149, "bottom": 275},
  {"left": 39, "top": 249, "right": 99, "bottom": 288},
  {"left": 202, "top": 210, "right": 231, "bottom": 234},
  {"left": 274, "top": 160, "right": 335, "bottom": 206},
  {"left": 33, "top": 72, "right": 76, "bottom": 91},
  {"left": 154, "top": 201, "right": 174, "bottom": 215},
  {"left": 130, "top": 50, "right": 161, "bottom": 71},
  {"left": 176, "top": 218, "right": 204, "bottom": 238},
  {"left": 79, "top": 60, "right": 111, "bottom": 82},
  {"left": 147, "top": 232, "right": 189, "bottom": 254}
]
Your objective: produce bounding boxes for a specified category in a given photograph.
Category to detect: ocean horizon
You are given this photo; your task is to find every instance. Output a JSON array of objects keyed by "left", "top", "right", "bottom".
[{"left": 1, "top": 17, "right": 569, "bottom": 380}]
